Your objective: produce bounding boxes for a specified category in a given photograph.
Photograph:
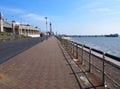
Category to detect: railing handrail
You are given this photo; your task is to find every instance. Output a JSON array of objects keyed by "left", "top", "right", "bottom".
[{"left": 58, "top": 37, "right": 120, "bottom": 89}]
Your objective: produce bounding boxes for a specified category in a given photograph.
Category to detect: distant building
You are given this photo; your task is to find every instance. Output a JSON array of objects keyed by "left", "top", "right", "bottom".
[{"left": 0, "top": 12, "right": 40, "bottom": 37}]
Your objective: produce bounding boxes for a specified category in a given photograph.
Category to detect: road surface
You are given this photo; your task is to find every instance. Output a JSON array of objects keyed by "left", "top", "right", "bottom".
[{"left": 0, "top": 37, "right": 45, "bottom": 64}]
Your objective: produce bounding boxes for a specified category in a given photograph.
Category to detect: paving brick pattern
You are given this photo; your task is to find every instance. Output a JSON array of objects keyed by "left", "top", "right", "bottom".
[{"left": 0, "top": 36, "right": 79, "bottom": 89}]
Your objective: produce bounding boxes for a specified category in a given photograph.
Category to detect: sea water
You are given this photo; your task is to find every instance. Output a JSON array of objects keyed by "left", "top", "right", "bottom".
[{"left": 70, "top": 37, "right": 120, "bottom": 58}]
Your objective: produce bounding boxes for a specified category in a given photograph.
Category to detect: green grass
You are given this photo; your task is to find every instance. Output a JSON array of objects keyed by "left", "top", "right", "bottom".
[
  {"left": 0, "top": 32, "right": 14, "bottom": 41},
  {"left": 0, "top": 32, "right": 30, "bottom": 42}
]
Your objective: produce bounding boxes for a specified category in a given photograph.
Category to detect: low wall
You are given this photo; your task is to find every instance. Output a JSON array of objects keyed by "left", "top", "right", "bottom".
[{"left": 28, "top": 34, "right": 40, "bottom": 38}]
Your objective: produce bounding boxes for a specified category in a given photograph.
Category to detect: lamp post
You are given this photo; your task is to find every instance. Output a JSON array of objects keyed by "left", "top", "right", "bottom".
[
  {"left": 50, "top": 22, "right": 52, "bottom": 36},
  {"left": 12, "top": 20, "right": 16, "bottom": 39},
  {"left": 44, "top": 17, "right": 48, "bottom": 33}
]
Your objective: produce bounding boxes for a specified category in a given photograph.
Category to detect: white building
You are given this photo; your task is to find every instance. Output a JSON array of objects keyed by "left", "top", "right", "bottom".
[{"left": 0, "top": 13, "right": 40, "bottom": 37}]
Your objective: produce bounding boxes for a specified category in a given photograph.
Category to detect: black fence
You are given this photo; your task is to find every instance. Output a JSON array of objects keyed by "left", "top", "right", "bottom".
[{"left": 58, "top": 37, "right": 120, "bottom": 89}]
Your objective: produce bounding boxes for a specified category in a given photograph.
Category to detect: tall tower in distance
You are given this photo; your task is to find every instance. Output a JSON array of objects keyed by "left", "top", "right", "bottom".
[{"left": 0, "top": 13, "right": 4, "bottom": 32}]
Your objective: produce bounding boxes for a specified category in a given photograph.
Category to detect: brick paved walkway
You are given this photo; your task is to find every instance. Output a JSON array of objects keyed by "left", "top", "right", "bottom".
[{"left": 0, "top": 36, "right": 79, "bottom": 89}]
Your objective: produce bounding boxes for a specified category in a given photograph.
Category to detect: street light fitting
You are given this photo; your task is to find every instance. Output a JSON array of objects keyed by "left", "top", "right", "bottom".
[{"left": 45, "top": 17, "right": 47, "bottom": 20}]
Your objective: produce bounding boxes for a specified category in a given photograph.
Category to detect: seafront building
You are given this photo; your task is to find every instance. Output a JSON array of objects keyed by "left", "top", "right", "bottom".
[{"left": 0, "top": 13, "right": 40, "bottom": 37}]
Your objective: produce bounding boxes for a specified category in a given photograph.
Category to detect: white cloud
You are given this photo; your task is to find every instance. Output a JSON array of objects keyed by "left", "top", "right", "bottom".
[
  {"left": 81, "top": 1, "right": 104, "bottom": 9},
  {"left": 90, "top": 8, "right": 112, "bottom": 12},
  {"left": 22, "top": 13, "right": 46, "bottom": 22},
  {"left": 0, "top": 6, "right": 24, "bottom": 14},
  {"left": 21, "top": 13, "right": 48, "bottom": 30}
]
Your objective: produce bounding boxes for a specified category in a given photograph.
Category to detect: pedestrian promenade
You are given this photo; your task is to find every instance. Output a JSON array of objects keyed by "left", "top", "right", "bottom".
[{"left": 0, "top": 36, "right": 79, "bottom": 89}]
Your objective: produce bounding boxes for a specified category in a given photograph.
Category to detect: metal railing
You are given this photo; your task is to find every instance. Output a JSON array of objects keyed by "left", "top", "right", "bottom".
[{"left": 58, "top": 37, "right": 120, "bottom": 89}]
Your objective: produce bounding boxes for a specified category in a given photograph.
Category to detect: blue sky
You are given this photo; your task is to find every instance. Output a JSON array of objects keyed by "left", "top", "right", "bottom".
[{"left": 0, "top": 0, "right": 120, "bottom": 35}]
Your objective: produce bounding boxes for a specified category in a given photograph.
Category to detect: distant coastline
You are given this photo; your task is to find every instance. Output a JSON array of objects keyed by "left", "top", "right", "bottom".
[
  {"left": 62, "top": 33, "right": 119, "bottom": 37},
  {"left": 104, "top": 34, "right": 119, "bottom": 37}
]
